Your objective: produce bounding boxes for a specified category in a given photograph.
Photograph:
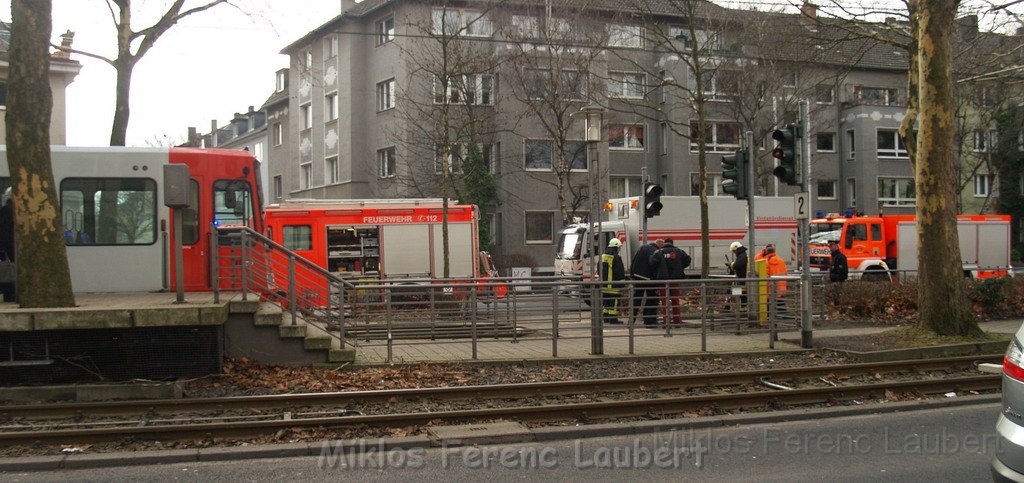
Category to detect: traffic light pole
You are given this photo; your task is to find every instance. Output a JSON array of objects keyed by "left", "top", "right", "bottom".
[
  {"left": 745, "top": 131, "right": 757, "bottom": 314},
  {"left": 640, "top": 167, "right": 648, "bottom": 247},
  {"left": 799, "top": 100, "right": 813, "bottom": 349}
]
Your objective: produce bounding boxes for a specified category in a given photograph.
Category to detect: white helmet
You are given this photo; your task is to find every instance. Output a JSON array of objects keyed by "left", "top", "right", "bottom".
[
  {"left": 730, "top": 241, "right": 743, "bottom": 251},
  {"left": 608, "top": 238, "right": 622, "bottom": 248}
]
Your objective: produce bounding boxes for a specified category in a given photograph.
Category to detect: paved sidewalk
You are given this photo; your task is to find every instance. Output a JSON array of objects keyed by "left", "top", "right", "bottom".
[{"left": 350, "top": 319, "right": 1021, "bottom": 365}]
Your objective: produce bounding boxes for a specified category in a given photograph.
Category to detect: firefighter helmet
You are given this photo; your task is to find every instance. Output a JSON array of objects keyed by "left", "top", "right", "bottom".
[
  {"left": 608, "top": 238, "right": 622, "bottom": 248},
  {"left": 730, "top": 241, "right": 742, "bottom": 252}
]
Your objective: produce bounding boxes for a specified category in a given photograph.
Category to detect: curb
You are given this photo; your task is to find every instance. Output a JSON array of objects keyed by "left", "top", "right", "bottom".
[{"left": 0, "top": 393, "right": 1000, "bottom": 472}]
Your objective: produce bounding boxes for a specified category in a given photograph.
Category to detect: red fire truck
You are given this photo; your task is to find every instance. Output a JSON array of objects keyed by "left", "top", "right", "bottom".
[
  {"left": 808, "top": 213, "right": 1013, "bottom": 280},
  {"left": 264, "top": 199, "right": 480, "bottom": 280}
]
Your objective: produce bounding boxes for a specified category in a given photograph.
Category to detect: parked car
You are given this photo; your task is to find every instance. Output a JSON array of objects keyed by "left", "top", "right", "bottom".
[{"left": 991, "top": 326, "right": 1024, "bottom": 482}]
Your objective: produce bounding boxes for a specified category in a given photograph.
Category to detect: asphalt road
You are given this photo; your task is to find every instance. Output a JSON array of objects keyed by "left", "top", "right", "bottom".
[{"left": 5, "top": 402, "right": 1004, "bottom": 482}]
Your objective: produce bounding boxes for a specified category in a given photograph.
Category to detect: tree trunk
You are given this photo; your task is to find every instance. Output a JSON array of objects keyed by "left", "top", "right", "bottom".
[
  {"left": 899, "top": 3, "right": 920, "bottom": 167},
  {"left": 915, "top": 0, "right": 980, "bottom": 337},
  {"left": 110, "top": 57, "right": 134, "bottom": 146},
  {"left": 6, "top": 0, "right": 76, "bottom": 308}
]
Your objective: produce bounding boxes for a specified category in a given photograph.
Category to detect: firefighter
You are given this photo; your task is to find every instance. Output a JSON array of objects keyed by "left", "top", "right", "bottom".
[
  {"left": 828, "top": 240, "right": 849, "bottom": 282},
  {"left": 729, "top": 241, "right": 748, "bottom": 308},
  {"left": 763, "top": 245, "right": 788, "bottom": 316},
  {"left": 601, "top": 238, "right": 626, "bottom": 324},
  {"left": 630, "top": 238, "right": 662, "bottom": 326},
  {"left": 651, "top": 238, "right": 690, "bottom": 326}
]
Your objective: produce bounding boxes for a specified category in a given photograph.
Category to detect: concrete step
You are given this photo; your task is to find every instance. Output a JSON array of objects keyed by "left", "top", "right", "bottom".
[
  {"left": 303, "top": 322, "right": 333, "bottom": 350},
  {"left": 328, "top": 348, "right": 356, "bottom": 363},
  {"left": 229, "top": 299, "right": 259, "bottom": 314},
  {"left": 279, "top": 318, "right": 307, "bottom": 338},
  {"left": 254, "top": 303, "right": 284, "bottom": 326}
]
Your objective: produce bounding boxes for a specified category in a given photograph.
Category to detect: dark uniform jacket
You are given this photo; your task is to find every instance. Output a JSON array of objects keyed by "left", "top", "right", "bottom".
[
  {"left": 829, "top": 248, "right": 849, "bottom": 282},
  {"left": 630, "top": 243, "right": 658, "bottom": 280},
  {"left": 733, "top": 246, "right": 748, "bottom": 278},
  {"left": 651, "top": 245, "right": 690, "bottom": 280}
]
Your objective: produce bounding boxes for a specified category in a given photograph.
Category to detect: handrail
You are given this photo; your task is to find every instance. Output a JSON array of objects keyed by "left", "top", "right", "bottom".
[{"left": 215, "top": 226, "right": 357, "bottom": 290}]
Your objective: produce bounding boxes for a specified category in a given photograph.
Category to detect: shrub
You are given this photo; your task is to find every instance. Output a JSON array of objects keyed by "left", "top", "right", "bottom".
[{"left": 825, "top": 276, "right": 1024, "bottom": 323}]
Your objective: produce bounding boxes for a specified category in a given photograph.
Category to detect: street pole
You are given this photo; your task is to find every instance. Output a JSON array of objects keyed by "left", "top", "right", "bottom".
[
  {"left": 799, "top": 100, "right": 813, "bottom": 348},
  {"left": 641, "top": 166, "right": 648, "bottom": 247},
  {"left": 746, "top": 130, "right": 756, "bottom": 315},
  {"left": 590, "top": 143, "right": 603, "bottom": 355}
]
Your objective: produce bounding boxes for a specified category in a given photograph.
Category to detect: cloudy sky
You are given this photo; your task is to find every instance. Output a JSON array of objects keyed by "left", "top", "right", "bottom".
[{"left": 40, "top": 0, "right": 343, "bottom": 147}]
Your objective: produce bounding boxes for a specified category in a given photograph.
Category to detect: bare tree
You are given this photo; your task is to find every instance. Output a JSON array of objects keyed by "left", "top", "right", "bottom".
[
  {"left": 55, "top": 0, "right": 236, "bottom": 146},
  {"left": 6, "top": 0, "right": 75, "bottom": 307},
  {"left": 498, "top": 1, "right": 610, "bottom": 225},
  {"left": 389, "top": 0, "right": 506, "bottom": 277}
]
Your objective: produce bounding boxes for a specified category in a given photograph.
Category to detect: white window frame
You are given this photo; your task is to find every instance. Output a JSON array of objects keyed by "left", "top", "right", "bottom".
[
  {"left": 524, "top": 211, "right": 555, "bottom": 245},
  {"left": 699, "top": 71, "right": 738, "bottom": 101},
  {"left": 512, "top": 15, "right": 539, "bottom": 39},
  {"left": 275, "top": 71, "right": 286, "bottom": 92},
  {"left": 856, "top": 86, "right": 899, "bottom": 106},
  {"left": 877, "top": 177, "right": 916, "bottom": 207},
  {"left": 690, "top": 121, "right": 741, "bottom": 153},
  {"left": 689, "top": 173, "right": 725, "bottom": 197},
  {"left": 660, "top": 122, "right": 669, "bottom": 155},
  {"left": 609, "top": 176, "right": 643, "bottom": 199},
  {"left": 609, "top": 123, "right": 646, "bottom": 151},
  {"left": 817, "top": 180, "right": 837, "bottom": 200},
  {"left": 273, "top": 175, "right": 283, "bottom": 200},
  {"left": 782, "top": 71, "right": 797, "bottom": 88},
  {"left": 607, "top": 24, "right": 643, "bottom": 48},
  {"left": 523, "top": 140, "right": 588, "bottom": 172},
  {"left": 847, "top": 130, "right": 855, "bottom": 159},
  {"left": 300, "top": 163, "right": 312, "bottom": 190},
  {"left": 973, "top": 129, "right": 995, "bottom": 153},
  {"left": 376, "top": 78, "right": 395, "bottom": 112},
  {"left": 304, "top": 50, "right": 312, "bottom": 70},
  {"left": 378, "top": 147, "right": 396, "bottom": 178},
  {"left": 607, "top": 72, "right": 645, "bottom": 100},
  {"left": 377, "top": 17, "right": 395, "bottom": 45},
  {"left": 434, "top": 74, "right": 495, "bottom": 106},
  {"left": 876, "top": 129, "right": 908, "bottom": 158},
  {"left": 272, "top": 122, "right": 283, "bottom": 146},
  {"left": 668, "top": 27, "right": 720, "bottom": 51},
  {"left": 324, "top": 35, "right": 338, "bottom": 59},
  {"left": 301, "top": 103, "right": 312, "bottom": 130},
  {"left": 975, "top": 174, "right": 994, "bottom": 197},
  {"left": 847, "top": 178, "right": 857, "bottom": 207},
  {"left": 325, "top": 156, "right": 339, "bottom": 185},
  {"left": 432, "top": 8, "right": 492, "bottom": 37},
  {"left": 325, "top": 92, "right": 338, "bottom": 121},
  {"left": 815, "top": 85, "right": 835, "bottom": 104},
  {"left": 816, "top": 132, "right": 836, "bottom": 153}
]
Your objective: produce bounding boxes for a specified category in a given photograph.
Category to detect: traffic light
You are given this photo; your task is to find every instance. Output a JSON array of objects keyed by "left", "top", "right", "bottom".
[
  {"left": 771, "top": 124, "right": 801, "bottom": 186},
  {"left": 721, "top": 149, "right": 748, "bottom": 200},
  {"left": 643, "top": 182, "right": 663, "bottom": 218}
]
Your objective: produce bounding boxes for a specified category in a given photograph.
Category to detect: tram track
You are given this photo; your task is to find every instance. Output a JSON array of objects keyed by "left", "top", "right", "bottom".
[{"left": 0, "top": 355, "right": 1004, "bottom": 447}]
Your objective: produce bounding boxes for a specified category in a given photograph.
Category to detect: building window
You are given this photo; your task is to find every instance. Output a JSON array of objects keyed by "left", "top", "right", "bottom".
[
  {"left": 660, "top": 122, "right": 669, "bottom": 155},
  {"left": 325, "top": 92, "right": 338, "bottom": 121},
  {"left": 377, "top": 78, "right": 395, "bottom": 111},
  {"left": 272, "top": 122, "right": 283, "bottom": 146},
  {"left": 816, "top": 132, "right": 835, "bottom": 153},
  {"left": 609, "top": 177, "right": 643, "bottom": 199},
  {"left": 300, "top": 163, "right": 312, "bottom": 189},
  {"left": 301, "top": 103, "right": 312, "bottom": 130},
  {"left": 512, "top": 15, "right": 540, "bottom": 38},
  {"left": 378, "top": 147, "right": 396, "bottom": 178},
  {"left": 855, "top": 86, "right": 899, "bottom": 106},
  {"left": 275, "top": 72, "right": 286, "bottom": 93},
  {"left": 782, "top": 71, "right": 797, "bottom": 88},
  {"left": 847, "top": 178, "right": 857, "bottom": 207},
  {"left": 878, "top": 177, "right": 916, "bottom": 207},
  {"left": 304, "top": 50, "right": 312, "bottom": 70},
  {"left": 689, "top": 121, "right": 740, "bottom": 153},
  {"left": 814, "top": 85, "right": 834, "bottom": 104},
  {"left": 607, "top": 72, "right": 644, "bottom": 99},
  {"left": 607, "top": 24, "right": 642, "bottom": 48},
  {"left": 973, "top": 129, "right": 995, "bottom": 152},
  {"left": 523, "top": 69, "right": 584, "bottom": 101},
  {"left": 975, "top": 174, "right": 994, "bottom": 197},
  {"left": 273, "top": 175, "right": 282, "bottom": 200},
  {"left": 524, "top": 140, "right": 587, "bottom": 171},
  {"left": 609, "top": 124, "right": 645, "bottom": 151},
  {"left": 283, "top": 225, "right": 312, "bottom": 251},
  {"left": 876, "top": 129, "right": 908, "bottom": 158},
  {"left": 434, "top": 74, "right": 494, "bottom": 105},
  {"left": 326, "top": 156, "right": 339, "bottom": 184},
  {"left": 324, "top": 35, "right": 338, "bottom": 59},
  {"left": 699, "top": 71, "right": 738, "bottom": 101},
  {"left": 525, "top": 212, "right": 554, "bottom": 244},
  {"left": 690, "top": 173, "right": 725, "bottom": 197},
  {"left": 432, "top": 9, "right": 491, "bottom": 37},
  {"left": 847, "top": 130, "right": 855, "bottom": 159},
  {"left": 377, "top": 17, "right": 395, "bottom": 45},
  {"left": 817, "top": 180, "right": 836, "bottom": 200},
  {"left": 669, "top": 27, "right": 720, "bottom": 51},
  {"left": 488, "top": 212, "right": 502, "bottom": 245}
]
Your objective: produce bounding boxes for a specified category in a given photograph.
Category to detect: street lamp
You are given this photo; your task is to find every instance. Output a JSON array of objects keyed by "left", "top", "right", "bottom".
[{"left": 573, "top": 103, "right": 607, "bottom": 355}]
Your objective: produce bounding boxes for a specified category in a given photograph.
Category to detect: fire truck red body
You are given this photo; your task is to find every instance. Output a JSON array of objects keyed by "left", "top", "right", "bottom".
[
  {"left": 808, "top": 213, "right": 1013, "bottom": 279},
  {"left": 264, "top": 199, "right": 480, "bottom": 280}
]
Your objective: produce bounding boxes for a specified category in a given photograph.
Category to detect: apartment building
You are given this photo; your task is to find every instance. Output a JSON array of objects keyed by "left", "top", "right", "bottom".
[
  {"left": 270, "top": 0, "right": 1010, "bottom": 268},
  {"left": 0, "top": 26, "right": 81, "bottom": 145}
]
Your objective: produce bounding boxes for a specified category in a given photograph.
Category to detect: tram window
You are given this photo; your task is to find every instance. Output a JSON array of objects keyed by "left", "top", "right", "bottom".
[
  {"left": 60, "top": 178, "right": 157, "bottom": 245},
  {"left": 180, "top": 180, "right": 200, "bottom": 245},
  {"left": 283, "top": 225, "right": 312, "bottom": 250},
  {"left": 213, "top": 180, "right": 252, "bottom": 227}
]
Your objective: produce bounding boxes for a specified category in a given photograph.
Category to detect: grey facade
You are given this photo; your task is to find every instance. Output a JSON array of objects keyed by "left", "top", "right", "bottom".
[{"left": 269, "top": 0, "right": 1005, "bottom": 269}]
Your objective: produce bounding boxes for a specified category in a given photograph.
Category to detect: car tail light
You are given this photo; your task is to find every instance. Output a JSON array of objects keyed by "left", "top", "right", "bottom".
[{"left": 1005, "top": 339, "right": 1024, "bottom": 381}]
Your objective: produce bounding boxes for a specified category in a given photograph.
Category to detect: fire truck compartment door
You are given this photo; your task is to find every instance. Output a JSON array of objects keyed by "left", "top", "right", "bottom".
[
  {"left": 432, "top": 222, "right": 474, "bottom": 278},
  {"left": 976, "top": 223, "right": 1011, "bottom": 268},
  {"left": 896, "top": 222, "right": 918, "bottom": 272},
  {"left": 381, "top": 225, "right": 430, "bottom": 277}
]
